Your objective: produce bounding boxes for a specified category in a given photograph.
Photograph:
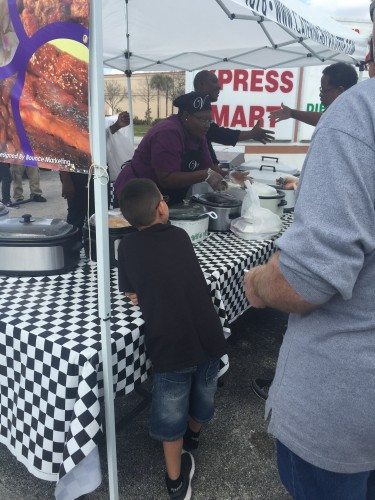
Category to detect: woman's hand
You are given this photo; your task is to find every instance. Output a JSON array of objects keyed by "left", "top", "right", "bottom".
[
  {"left": 206, "top": 169, "right": 227, "bottom": 191},
  {"left": 228, "top": 170, "right": 252, "bottom": 187}
]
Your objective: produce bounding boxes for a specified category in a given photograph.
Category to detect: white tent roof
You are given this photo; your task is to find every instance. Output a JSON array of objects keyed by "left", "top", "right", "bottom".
[{"left": 102, "top": 0, "right": 368, "bottom": 73}]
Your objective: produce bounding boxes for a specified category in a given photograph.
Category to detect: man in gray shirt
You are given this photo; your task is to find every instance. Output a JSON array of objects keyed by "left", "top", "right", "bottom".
[{"left": 244, "top": 16, "right": 375, "bottom": 499}]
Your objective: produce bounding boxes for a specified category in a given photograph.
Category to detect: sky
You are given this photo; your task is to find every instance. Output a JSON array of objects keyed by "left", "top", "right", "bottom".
[{"left": 302, "top": 0, "right": 370, "bottom": 20}]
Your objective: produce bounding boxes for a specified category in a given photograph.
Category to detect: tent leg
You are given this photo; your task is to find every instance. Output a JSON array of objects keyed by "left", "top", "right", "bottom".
[
  {"left": 125, "top": 0, "right": 134, "bottom": 146},
  {"left": 90, "top": 1, "right": 119, "bottom": 499},
  {"left": 125, "top": 69, "right": 134, "bottom": 147}
]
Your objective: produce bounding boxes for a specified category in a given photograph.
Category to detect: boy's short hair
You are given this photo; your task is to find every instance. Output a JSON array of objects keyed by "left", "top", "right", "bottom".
[{"left": 119, "top": 179, "right": 161, "bottom": 228}]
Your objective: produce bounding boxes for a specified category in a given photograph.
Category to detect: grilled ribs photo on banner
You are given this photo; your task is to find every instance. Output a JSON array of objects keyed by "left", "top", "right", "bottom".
[{"left": 0, "top": 0, "right": 90, "bottom": 173}]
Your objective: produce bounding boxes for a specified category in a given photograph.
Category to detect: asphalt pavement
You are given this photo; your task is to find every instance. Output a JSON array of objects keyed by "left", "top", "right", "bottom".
[{"left": 0, "top": 169, "right": 291, "bottom": 499}]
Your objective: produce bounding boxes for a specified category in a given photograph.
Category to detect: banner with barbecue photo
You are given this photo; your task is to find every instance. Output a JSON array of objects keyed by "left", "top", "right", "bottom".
[{"left": 0, "top": 0, "right": 90, "bottom": 173}]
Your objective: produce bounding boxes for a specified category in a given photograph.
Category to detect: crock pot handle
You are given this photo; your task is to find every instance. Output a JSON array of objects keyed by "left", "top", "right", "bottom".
[
  {"left": 206, "top": 211, "right": 218, "bottom": 220},
  {"left": 261, "top": 155, "right": 279, "bottom": 163},
  {"left": 278, "top": 199, "right": 288, "bottom": 207},
  {"left": 259, "top": 164, "right": 276, "bottom": 172}
]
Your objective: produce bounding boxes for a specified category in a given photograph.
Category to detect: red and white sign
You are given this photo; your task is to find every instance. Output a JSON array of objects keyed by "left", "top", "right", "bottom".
[{"left": 188, "top": 68, "right": 300, "bottom": 141}]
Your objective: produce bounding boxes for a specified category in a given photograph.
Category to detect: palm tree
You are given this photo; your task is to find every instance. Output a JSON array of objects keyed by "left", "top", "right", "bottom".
[
  {"left": 150, "top": 74, "right": 165, "bottom": 119},
  {"left": 163, "top": 76, "right": 174, "bottom": 117}
]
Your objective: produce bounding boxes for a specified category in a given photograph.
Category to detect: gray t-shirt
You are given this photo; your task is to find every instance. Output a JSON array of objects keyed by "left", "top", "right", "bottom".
[{"left": 266, "top": 77, "right": 375, "bottom": 474}]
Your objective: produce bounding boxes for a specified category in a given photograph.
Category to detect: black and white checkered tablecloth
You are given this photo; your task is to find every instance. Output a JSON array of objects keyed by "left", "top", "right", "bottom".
[
  {"left": 0, "top": 214, "right": 293, "bottom": 487},
  {"left": 198, "top": 214, "right": 293, "bottom": 325}
]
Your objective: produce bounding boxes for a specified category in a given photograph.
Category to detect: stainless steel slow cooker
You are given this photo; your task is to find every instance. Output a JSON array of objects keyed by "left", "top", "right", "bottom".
[
  {"left": 191, "top": 193, "right": 242, "bottom": 232},
  {"left": 0, "top": 214, "right": 81, "bottom": 276}
]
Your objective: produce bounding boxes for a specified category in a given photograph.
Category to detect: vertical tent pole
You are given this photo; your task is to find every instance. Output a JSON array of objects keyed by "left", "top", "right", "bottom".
[
  {"left": 125, "top": 0, "right": 135, "bottom": 147},
  {"left": 90, "top": 1, "right": 119, "bottom": 499}
]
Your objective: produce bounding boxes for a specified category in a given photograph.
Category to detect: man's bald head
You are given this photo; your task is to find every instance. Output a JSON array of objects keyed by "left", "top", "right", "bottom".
[{"left": 193, "top": 70, "right": 221, "bottom": 102}]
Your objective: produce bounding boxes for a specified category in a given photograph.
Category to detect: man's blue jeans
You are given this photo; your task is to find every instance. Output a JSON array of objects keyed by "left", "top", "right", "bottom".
[{"left": 277, "top": 440, "right": 375, "bottom": 500}]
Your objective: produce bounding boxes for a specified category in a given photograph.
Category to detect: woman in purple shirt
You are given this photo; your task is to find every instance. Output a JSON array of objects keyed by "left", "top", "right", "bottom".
[{"left": 114, "top": 92, "right": 226, "bottom": 205}]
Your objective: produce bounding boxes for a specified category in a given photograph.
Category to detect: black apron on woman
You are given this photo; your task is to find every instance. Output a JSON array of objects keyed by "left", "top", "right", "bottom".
[{"left": 161, "top": 146, "right": 203, "bottom": 205}]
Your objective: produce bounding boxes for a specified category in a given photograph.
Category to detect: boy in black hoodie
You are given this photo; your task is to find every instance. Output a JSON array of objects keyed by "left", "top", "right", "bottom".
[{"left": 118, "top": 179, "right": 227, "bottom": 500}]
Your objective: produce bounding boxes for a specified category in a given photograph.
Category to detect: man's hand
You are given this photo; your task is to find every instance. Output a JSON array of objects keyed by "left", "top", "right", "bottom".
[
  {"left": 117, "top": 111, "right": 130, "bottom": 128},
  {"left": 110, "top": 111, "right": 130, "bottom": 134},
  {"left": 124, "top": 292, "right": 138, "bottom": 306},
  {"left": 60, "top": 172, "right": 75, "bottom": 201},
  {"left": 249, "top": 121, "right": 275, "bottom": 144},
  {"left": 269, "top": 103, "right": 292, "bottom": 123},
  {"left": 276, "top": 175, "right": 299, "bottom": 190},
  {"left": 244, "top": 268, "right": 267, "bottom": 308}
]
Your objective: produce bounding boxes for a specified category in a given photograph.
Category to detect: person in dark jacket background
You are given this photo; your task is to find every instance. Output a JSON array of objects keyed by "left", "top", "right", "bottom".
[
  {"left": 0, "top": 162, "right": 11, "bottom": 206},
  {"left": 193, "top": 70, "right": 275, "bottom": 164}
]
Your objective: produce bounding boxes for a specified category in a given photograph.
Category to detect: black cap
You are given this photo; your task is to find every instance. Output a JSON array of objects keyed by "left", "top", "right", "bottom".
[{"left": 173, "top": 92, "right": 211, "bottom": 114}]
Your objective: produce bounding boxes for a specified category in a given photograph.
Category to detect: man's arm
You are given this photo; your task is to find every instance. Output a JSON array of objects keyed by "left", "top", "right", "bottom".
[
  {"left": 109, "top": 111, "right": 130, "bottom": 134},
  {"left": 237, "top": 121, "right": 275, "bottom": 144},
  {"left": 244, "top": 252, "right": 318, "bottom": 314},
  {"left": 59, "top": 171, "right": 75, "bottom": 201},
  {"left": 208, "top": 120, "right": 274, "bottom": 146},
  {"left": 269, "top": 103, "right": 322, "bottom": 127}
]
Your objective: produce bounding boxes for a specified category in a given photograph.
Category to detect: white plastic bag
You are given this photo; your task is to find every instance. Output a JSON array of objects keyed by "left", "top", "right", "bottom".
[{"left": 230, "top": 180, "right": 282, "bottom": 240}]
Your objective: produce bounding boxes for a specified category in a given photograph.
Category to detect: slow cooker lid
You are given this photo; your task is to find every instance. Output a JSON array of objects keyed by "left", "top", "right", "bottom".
[
  {"left": 0, "top": 214, "right": 74, "bottom": 240},
  {"left": 194, "top": 192, "right": 241, "bottom": 208},
  {"left": 169, "top": 203, "right": 208, "bottom": 221}
]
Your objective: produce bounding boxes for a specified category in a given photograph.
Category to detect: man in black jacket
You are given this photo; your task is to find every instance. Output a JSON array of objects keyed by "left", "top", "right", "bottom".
[{"left": 193, "top": 70, "right": 275, "bottom": 164}]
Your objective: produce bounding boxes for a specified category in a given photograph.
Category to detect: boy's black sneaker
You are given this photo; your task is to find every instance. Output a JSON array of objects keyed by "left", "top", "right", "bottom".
[
  {"left": 166, "top": 451, "right": 195, "bottom": 500},
  {"left": 183, "top": 427, "right": 200, "bottom": 452}
]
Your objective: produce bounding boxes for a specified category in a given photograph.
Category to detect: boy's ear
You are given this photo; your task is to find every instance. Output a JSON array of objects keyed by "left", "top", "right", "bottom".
[{"left": 157, "top": 199, "right": 168, "bottom": 218}]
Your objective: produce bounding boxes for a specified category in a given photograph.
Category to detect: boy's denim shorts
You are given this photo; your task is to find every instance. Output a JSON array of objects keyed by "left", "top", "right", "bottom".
[{"left": 149, "top": 357, "right": 220, "bottom": 442}]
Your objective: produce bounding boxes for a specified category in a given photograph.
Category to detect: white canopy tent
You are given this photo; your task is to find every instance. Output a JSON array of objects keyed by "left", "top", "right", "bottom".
[
  {"left": 90, "top": 2, "right": 368, "bottom": 500},
  {"left": 102, "top": 0, "right": 367, "bottom": 72}
]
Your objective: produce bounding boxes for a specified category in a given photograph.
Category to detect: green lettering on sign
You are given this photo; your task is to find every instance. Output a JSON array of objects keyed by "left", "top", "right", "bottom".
[{"left": 306, "top": 103, "right": 325, "bottom": 112}]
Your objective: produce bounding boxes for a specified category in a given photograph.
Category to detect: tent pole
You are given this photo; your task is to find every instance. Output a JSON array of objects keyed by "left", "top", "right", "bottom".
[
  {"left": 90, "top": 1, "right": 119, "bottom": 499},
  {"left": 125, "top": 65, "right": 134, "bottom": 147},
  {"left": 125, "top": 0, "right": 134, "bottom": 147}
]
